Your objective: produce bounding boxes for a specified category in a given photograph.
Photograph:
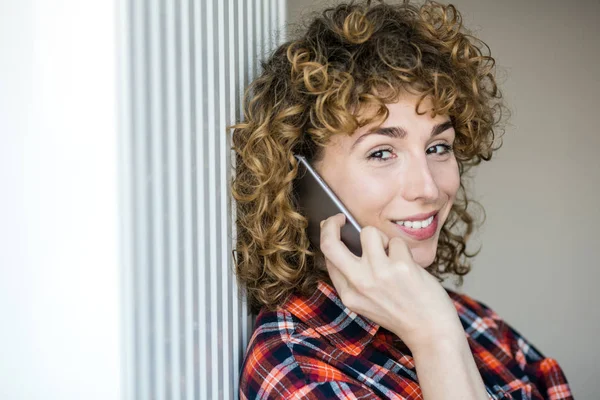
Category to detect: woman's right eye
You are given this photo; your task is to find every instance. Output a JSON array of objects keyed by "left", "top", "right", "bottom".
[{"left": 367, "top": 147, "right": 394, "bottom": 162}]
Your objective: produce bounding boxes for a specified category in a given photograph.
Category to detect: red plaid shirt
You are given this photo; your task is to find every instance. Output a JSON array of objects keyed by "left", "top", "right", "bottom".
[{"left": 239, "top": 280, "right": 573, "bottom": 399}]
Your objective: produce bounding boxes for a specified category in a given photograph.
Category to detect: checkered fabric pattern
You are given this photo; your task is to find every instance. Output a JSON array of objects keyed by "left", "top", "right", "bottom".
[{"left": 239, "top": 280, "right": 573, "bottom": 399}]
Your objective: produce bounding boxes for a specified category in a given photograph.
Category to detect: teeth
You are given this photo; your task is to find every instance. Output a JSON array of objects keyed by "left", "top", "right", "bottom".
[{"left": 395, "top": 215, "right": 434, "bottom": 229}]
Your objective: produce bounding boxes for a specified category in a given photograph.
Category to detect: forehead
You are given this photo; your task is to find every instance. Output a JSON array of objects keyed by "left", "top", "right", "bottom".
[{"left": 331, "top": 94, "right": 450, "bottom": 148}]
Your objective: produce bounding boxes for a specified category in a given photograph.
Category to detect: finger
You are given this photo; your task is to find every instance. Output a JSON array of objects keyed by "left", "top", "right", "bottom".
[
  {"left": 360, "top": 226, "right": 389, "bottom": 267},
  {"left": 387, "top": 236, "right": 413, "bottom": 263},
  {"left": 324, "top": 256, "right": 350, "bottom": 298},
  {"left": 320, "top": 213, "right": 359, "bottom": 276}
]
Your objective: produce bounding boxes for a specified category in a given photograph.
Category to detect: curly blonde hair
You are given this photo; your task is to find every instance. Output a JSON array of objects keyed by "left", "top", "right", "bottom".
[{"left": 229, "top": 0, "right": 506, "bottom": 315}]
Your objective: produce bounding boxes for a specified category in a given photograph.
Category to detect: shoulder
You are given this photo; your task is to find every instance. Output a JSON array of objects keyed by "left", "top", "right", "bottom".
[
  {"left": 239, "top": 307, "right": 375, "bottom": 399},
  {"left": 444, "top": 288, "right": 574, "bottom": 398},
  {"left": 238, "top": 308, "right": 305, "bottom": 398},
  {"left": 444, "top": 286, "right": 507, "bottom": 331},
  {"left": 243, "top": 306, "right": 321, "bottom": 354},
  {"left": 444, "top": 287, "right": 527, "bottom": 355},
  {"left": 444, "top": 287, "right": 548, "bottom": 365},
  {"left": 445, "top": 287, "right": 500, "bottom": 318}
]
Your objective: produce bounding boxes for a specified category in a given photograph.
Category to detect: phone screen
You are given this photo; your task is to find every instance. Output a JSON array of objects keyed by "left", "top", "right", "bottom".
[{"left": 293, "top": 154, "right": 363, "bottom": 257}]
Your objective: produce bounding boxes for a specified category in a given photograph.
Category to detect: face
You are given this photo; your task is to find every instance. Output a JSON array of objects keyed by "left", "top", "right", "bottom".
[{"left": 313, "top": 92, "right": 460, "bottom": 268}]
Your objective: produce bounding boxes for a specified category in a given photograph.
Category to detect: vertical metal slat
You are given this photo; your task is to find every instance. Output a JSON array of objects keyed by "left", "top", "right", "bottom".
[
  {"left": 179, "top": 0, "right": 195, "bottom": 398},
  {"left": 149, "top": 0, "right": 167, "bottom": 399},
  {"left": 229, "top": 0, "right": 241, "bottom": 394},
  {"left": 206, "top": 0, "right": 221, "bottom": 398},
  {"left": 218, "top": 0, "right": 231, "bottom": 398},
  {"left": 132, "top": 0, "right": 151, "bottom": 398},
  {"left": 192, "top": 0, "right": 208, "bottom": 398},
  {"left": 165, "top": 0, "right": 182, "bottom": 398},
  {"left": 263, "top": 0, "right": 271, "bottom": 54}
]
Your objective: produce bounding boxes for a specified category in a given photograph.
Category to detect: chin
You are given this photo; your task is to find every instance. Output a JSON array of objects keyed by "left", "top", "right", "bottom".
[
  {"left": 384, "top": 219, "right": 441, "bottom": 266},
  {"left": 412, "top": 254, "right": 436, "bottom": 268},
  {"left": 408, "top": 239, "right": 439, "bottom": 268},
  {"left": 415, "top": 255, "right": 436, "bottom": 268}
]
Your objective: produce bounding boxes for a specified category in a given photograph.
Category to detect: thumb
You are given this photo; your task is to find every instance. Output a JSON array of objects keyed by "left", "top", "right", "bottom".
[
  {"left": 324, "top": 256, "right": 350, "bottom": 299},
  {"left": 378, "top": 229, "right": 390, "bottom": 256},
  {"left": 387, "top": 236, "right": 413, "bottom": 263}
]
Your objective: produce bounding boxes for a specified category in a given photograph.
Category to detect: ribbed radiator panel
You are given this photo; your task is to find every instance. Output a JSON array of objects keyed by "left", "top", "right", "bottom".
[{"left": 117, "top": 1, "right": 287, "bottom": 399}]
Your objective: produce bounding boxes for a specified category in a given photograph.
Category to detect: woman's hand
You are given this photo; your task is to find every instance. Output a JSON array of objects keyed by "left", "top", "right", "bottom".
[{"left": 319, "top": 213, "right": 464, "bottom": 352}]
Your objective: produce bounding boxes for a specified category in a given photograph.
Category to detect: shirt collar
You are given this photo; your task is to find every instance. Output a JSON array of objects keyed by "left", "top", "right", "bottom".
[{"left": 282, "top": 280, "right": 381, "bottom": 356}]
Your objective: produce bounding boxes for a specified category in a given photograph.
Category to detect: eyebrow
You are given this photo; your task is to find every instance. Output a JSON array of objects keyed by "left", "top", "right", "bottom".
[{"left": 350, "top": 119, "right": 454, "bottom": 151}]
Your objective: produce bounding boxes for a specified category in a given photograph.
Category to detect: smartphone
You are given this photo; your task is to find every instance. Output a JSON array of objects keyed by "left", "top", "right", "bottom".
[{"left": 293, "top": 154, "right": 363, "bottom": 257}]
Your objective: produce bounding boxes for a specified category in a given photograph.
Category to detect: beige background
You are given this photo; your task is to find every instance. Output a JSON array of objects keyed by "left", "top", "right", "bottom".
[{"left": 286, "top": 0, "right": 599, "bottom": 397}]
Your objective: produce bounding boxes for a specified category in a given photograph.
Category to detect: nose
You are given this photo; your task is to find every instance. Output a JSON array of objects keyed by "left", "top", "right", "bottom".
[{"left": 399, "top": 154, "right": 439, "bottom": 202}]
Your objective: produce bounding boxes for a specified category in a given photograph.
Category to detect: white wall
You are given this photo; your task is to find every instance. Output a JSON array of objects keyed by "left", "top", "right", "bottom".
[
  {"left": 286, "top": 0, "right": 599, "bottom": 398},
  {"left": 0, "top": 1, "right": 120, "bottom": 399}
]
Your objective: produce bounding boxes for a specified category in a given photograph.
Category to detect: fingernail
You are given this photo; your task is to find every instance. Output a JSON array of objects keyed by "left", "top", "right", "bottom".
[{"left": 320, "top": 220, "right": 324, "bottom": 228}]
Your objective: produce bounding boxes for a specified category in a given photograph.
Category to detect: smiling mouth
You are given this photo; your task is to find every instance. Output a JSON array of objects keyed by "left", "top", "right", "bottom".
[
  {"left": 391, "top": 212, "right": 439, "bottom": 240},
  {"left": 392, "top": 213, "right": 436, "bottom": 229}
]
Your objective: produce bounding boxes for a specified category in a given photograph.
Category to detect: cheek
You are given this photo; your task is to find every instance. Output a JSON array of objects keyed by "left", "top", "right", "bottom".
[
  {"left": 432, "top": 159, "right": 460, "bottom": 199},
  {"left": 337, "top": 173, "right": 393, "bottom": 218}
]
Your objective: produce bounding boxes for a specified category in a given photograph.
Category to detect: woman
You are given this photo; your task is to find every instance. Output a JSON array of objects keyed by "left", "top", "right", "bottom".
[{"left": 230, "top": 1, "right": 573, "bottom": 398}]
